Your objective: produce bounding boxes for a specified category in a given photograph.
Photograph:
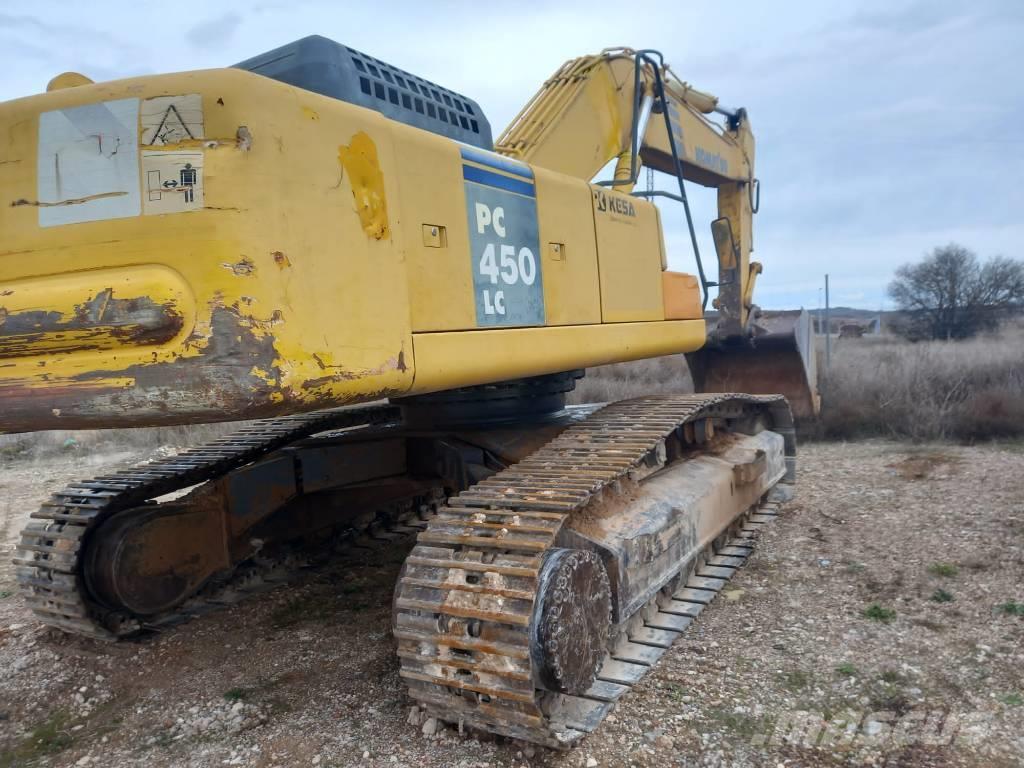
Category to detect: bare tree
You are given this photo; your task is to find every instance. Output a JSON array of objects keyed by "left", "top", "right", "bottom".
[{"left": 888, "top": 244, "right": 1024, "bottom": 340}]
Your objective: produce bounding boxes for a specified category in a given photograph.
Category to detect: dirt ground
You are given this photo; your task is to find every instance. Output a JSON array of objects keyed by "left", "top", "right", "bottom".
[{"left": 1, "top": 440, "right": 1022, "bottom": 767}]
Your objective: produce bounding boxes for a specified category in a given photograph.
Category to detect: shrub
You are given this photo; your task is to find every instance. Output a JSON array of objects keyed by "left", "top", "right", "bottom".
[
  {"left": 928, "top": 563, "right": 959, "bottom": 578},
  {"left": 997, "top": 602, "right": 1024, "bottom": 617},
  {"left": 863, "top": 603, "right": 897, "bottom": 622},
  {"left": 819, "top": 328, "right": 1024, "bottom": 441}
]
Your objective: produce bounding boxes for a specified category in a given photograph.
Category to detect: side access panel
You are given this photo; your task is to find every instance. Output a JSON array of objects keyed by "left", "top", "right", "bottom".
[{"left": 591, "top": 188, "right": 665, "bottom": 322}]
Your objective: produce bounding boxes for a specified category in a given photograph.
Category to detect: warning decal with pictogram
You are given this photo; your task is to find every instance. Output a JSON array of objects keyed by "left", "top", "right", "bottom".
[
  {"left": 142, "top": 150, "right": 204, "bottom": 215},
  {"left": 141, "top": 94, "right": 204, "bottom": 146}
]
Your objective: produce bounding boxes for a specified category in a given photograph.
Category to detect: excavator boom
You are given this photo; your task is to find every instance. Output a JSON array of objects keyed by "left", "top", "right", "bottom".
[{"left": 496, "top": 48, "right": 819, "bottom": 421}]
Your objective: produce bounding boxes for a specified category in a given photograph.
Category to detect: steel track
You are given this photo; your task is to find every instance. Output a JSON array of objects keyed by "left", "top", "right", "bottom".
[
  {"left": 393, "top": 393, "right": 793, "bottom": 747},
  {"left": 14, "top": 404, "right": 400, "bottom": 640}
]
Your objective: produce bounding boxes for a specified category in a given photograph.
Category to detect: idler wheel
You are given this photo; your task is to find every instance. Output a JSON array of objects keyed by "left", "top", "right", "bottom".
[
  {"left": 530, "top": 548, "right": 612, "bottom": 694},
  {"left": 85, "top": 501, "right": 229, "bottom": 617}
]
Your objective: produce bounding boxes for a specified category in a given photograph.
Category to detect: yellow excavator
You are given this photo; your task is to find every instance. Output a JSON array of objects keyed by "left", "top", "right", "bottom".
[{"left": 2, "top": 37, "right": 818, "bottom": 747}]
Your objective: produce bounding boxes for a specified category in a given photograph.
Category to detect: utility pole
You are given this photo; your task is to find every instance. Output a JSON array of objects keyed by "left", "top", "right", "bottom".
[{"left": 824, "top": 274, "right": 831, "bottom": 372}]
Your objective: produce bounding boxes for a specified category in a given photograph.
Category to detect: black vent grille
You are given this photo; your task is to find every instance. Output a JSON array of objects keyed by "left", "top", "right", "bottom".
[
  {"left": 348, "top": 50, "right": 482, "bottom": 136},
  {"left": 234, "top": 36, "right": 492, "bottom": 149}
]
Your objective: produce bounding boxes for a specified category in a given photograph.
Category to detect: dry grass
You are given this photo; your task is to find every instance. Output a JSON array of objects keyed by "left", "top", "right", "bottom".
[
  {"left": 570, "top": 327, "right": 1024, "bottom": 442},
  {"left": 0, "top": 422, "right": 243, "bottom": 461},
  {"left": 568, "top": 354, "right": 692, "bottom": 404},
  {"left": 820, "top": 329, "right": 1024, "bottom": 441}
]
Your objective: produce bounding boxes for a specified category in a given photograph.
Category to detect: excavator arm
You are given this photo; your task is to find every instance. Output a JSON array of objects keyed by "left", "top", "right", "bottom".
[
  {"left": 495, "top": 48, "right": 759, "bottom": 338},
  {"left": 496, "top": 48, "right": 818, "bottom": 422}
]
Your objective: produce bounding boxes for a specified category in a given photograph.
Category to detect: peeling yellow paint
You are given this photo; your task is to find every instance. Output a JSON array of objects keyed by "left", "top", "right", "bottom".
[
  {"left": 221, "top": 257, "right": 256, "bottom": 276},
  {"left": 301, "top": 106, "right": 320, "bottom": 121},
  {"left": 337, "top": 131, "right": 390, "bottom": 240},
  {"left": 250, "top": 365, "right": 277, "bottom": 386}
]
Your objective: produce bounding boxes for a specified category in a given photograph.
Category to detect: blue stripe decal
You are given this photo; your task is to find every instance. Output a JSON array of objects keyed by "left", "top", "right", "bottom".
[
  {"left": 459, "top": 147, "right": 534, "bottom": 180},
  {"left": 462, "top": 165, "right": 536, "bottom": 197}
]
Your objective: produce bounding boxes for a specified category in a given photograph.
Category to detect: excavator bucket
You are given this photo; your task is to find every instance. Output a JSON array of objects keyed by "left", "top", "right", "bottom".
[{"left": 687, "top": 309, "right": 820, "bottom": 428}]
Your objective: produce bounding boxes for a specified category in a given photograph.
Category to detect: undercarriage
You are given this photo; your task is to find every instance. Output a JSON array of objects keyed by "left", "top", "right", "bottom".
[{"left": 15, "top": 375, "right": 795, "bottom": 746}]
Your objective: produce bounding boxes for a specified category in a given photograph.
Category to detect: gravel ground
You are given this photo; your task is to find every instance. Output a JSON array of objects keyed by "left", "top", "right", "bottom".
[{"left": 1, "top": 440, "right": 1022, "bottom": 767}]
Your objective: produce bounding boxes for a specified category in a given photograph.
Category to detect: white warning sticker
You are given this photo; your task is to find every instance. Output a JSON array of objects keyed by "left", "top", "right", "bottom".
[
  {"left": 36, "top": 98, "right": 141, "bottom": 227},
  {"left": 142, "top": 150, "right": 204, "bottom": 215},
  {"left": 141, "top": 94, "right": 204, "bottom": 146}
]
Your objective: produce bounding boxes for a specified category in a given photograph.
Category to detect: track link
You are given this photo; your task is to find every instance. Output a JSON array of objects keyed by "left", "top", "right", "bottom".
[
  {"left": 394, "top": 393, "right": 793, "bottom": 747},
  {"left": 14, "top": 404, "right": 400, "bottom": 640}
]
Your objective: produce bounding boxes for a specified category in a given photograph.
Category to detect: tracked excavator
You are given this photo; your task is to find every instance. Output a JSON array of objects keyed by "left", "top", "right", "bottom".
[{"left": 3, "top": 37, "right": 818, "bottom": 746}]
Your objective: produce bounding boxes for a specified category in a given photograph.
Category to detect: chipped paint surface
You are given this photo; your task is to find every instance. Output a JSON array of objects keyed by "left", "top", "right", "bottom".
[
  {"left": 0, "top": 266, "right": 193, "bottom": 361},
  {"left": 0, "top": 289, "right": 184, "bottom": 357},
  {"left": 222, "top": 257, "right": 256, "bottom": 276},
  {"left": 235, "top": 126, "right": 253, "bottom": 151},
  {"left": 338, "top": 131, "right": 390, "bottom": 240},
  {"left": 0, "top": 66, "right": 416, "bottom": 430},
  {"left": 302, "top": 347, "right": 406, "bottom": 391}
]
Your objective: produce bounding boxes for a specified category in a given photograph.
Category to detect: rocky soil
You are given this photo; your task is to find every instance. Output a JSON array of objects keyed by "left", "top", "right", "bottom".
[{"left": 1, "top": 440, "right": 1022, "bottom": 767}]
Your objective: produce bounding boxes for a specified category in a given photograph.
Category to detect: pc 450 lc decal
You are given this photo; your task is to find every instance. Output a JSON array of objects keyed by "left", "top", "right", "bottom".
[{"left": 460, "top": 146, "right": 544, "bottom": 327}]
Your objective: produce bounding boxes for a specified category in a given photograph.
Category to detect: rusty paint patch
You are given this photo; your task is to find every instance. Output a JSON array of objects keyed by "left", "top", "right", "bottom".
[
  {"left": 302, "top": 349, "right": 406, "bottom": 391},
  {"left": 0, "top": 290, "right": 184, "bottom": 358},
  {"left": 0, "top": 297, "right": 407, "bottom": 431},
  {"left": 67, "top": 306, "right": 282, "bottom": 410},
  {"left": 229, "top": 305, "right": 284, "bottom": 331},
  {"left": 236, "top": 126, "right": 253, "bottom": 152},
  {"left": 222, "top": 257, "right": 256, "bottom": 276},
  {"left": 337, "top": 131, "right": 390, "bottom": 240},
  {"left": 11, "top": 191, "right": 128, "bottom": 208},
  {"left": 272, "top": 251, "right": 291, "bottom": 268},
  {"left": 138, "top": 126, "right": 252, "bottom": 152}
]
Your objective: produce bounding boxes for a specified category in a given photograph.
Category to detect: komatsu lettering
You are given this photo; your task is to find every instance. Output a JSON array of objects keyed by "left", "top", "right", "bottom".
[{"left": 695, "top": 146, "right": 729, "bottom": 174}]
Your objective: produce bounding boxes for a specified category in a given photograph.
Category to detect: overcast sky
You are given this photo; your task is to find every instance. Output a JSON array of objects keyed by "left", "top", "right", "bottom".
[{"left": 3, "top": 0, "right": 1022, "bottom": 309}]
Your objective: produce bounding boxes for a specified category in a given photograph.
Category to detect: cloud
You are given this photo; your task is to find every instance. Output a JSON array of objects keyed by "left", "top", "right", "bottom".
[
  {"left": 186, "top": 13, "right": 243, "bottom": 49},
  {"left": 1, "top": 0, "right": 1021, "bottom": 311}
]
